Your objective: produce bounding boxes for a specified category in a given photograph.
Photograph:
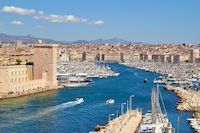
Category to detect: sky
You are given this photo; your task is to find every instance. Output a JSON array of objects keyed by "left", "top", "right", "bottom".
[{"left": 0, "top": 0, "right": 200, "bottom": 44}]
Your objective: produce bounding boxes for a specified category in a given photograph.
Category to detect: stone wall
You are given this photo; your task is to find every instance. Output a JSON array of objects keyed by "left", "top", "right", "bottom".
[
  {"left": 32, "top": 44, "right": 58, "bottom": 87},
  {"left": 0, "top": 65, "right": 46, "bottom": 95}
]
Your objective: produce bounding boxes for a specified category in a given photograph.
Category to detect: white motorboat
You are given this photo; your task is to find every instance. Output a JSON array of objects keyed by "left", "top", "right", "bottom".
[
  {"left": 76, "top": 98, "right": 84, "bottom": 104},
  {"left": 112, "top": 73, "right": 120, "bottom": 76},
  {"left": 59, "top": 76, "right": 92, "bottom": 88},
  {"left": 153, "top": 79, "right": 166, "bottom": 84},
  {"left": 106, "top": 99, "right": 115, "bottom": 104}
]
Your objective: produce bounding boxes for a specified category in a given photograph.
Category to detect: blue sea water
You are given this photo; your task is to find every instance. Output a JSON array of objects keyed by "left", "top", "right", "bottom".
[{"left": 0, "top": 63, "right": 193, "bottom": 133}]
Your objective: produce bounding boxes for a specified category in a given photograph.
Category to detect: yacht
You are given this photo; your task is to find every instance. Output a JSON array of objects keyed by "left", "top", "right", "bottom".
[
  {"left": 57, "top": 73, "right": 69, "bottom": 83},
  {"left": 57, "top": 74, "right": 92, "bottom": 87},
  {"left": 138, "top": 85, "right": 173, "bottom": 133},
  {"left": 64, "top": 76, "right": 90, "bottom": 88}
]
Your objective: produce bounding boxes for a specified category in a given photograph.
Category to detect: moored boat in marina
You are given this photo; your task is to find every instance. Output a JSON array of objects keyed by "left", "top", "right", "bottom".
[
  {"left": 57, "top": 74, "right": 93, "bottom": 88},
  {"left": 153, "top": 79, "right": 166, "bottom": 84},
  {"left": 188, "top": 113, "right": 200, "bottom": 132},
  {"left": 64, "top": 76, "right": 90, "bottom": 88},
  {"left": 138, "top": 85, "right": 174, "bottom": 133}
]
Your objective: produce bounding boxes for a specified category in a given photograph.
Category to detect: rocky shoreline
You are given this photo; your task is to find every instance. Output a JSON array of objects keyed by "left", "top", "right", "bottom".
[{"left": 165, "top": 85, "right": 200, "bottom": 112}]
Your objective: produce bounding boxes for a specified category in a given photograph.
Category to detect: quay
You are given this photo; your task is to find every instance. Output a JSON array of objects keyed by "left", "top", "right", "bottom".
[
  {"left": 0, "top": 85, "right": 64, "bottom": 100},
  {"left": 165, "top": 85, "right": 200, "bottom": 112},
  {"left": 90, "top": 108, "right": 142, "bottom": 133},
  {"left": 124, "top": 62, "right": 200, "bottom": 82}
]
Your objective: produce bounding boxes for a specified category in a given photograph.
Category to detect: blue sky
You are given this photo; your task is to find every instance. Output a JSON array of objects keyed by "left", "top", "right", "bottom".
[{"left": 0, "top": 0, "right": 200, "bottom": 43}]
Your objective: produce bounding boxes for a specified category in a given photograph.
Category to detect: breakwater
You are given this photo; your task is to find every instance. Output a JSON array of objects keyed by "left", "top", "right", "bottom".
[{"left": 165, "top": 86, "right": 200, "bottom": 112}]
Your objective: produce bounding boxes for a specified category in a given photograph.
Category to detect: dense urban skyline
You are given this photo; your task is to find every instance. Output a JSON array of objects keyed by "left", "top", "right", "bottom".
[{"left": 0, "top": 0, "right": 200, "bottom": 44}]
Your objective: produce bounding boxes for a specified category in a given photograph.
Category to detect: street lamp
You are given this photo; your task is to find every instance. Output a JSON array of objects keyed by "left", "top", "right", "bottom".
[
  {"left": 121, "top": 102, "right": 126, "bottom": 115},
  {"left": 116, "top": 110, "right": 119, "bottom": 118},
  {"left": 126, "top": 100, "right": 129, "bottom": 113},
  {"left": 129, "top": 95, "right": 134, "bottom": 111},
  {"left": 108, "top": 113, "right": 115, "bottom": 122}
]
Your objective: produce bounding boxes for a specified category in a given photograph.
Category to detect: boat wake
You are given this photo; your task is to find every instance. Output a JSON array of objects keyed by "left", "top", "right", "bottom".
[
  {"left": 0, "top": 99, "right": 84, "bottom": 128},
  {"left": 26, "top": 100, "right": 83, "bottom": 120}
]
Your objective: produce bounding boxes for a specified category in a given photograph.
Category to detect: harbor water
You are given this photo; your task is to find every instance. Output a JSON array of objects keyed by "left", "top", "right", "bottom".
[{"left": 0, "top": 63, "right": 193, "bottom": 133}]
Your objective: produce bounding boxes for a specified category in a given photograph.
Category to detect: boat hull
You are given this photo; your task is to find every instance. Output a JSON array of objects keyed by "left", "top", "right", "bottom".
[{"left": 64, "top": 82, "right": 89, "bottom": 88}]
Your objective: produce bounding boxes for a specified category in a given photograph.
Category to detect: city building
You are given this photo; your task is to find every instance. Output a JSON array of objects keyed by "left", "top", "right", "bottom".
[{"left": 190, "top": 48, "right": 200, "bottom": 63}]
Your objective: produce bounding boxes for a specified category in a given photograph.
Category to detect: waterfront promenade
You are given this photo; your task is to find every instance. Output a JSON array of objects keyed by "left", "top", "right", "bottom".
[{"left": 90, "top": 109, "right": 142, "bottom": 133}]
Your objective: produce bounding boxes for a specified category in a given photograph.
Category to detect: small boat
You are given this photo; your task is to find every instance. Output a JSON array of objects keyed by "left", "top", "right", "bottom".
[
  {"left": 113, "top": 73, "right": 120, "bottom": 76},
  {"left": 106, "top": 99, "right": 115, "bottom": 104},
  {"left": 153, "top": 79, "right": 166, "bottom": 84},
  {"left": 144, "top": 78, "right": 148, "bottom": 83},
  {"left": 76, "top": 98, "right": 84, "bottom": 104}
]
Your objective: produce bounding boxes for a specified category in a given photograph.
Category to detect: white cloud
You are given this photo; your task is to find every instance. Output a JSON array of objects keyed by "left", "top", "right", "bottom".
[
  {"left": 34, "top": 14, "right": 81, "bottom": 23},
  {"left": 94, "top": 20, "right": 104, "bottom": 25},
  {"left": 1, "top": 6, "right": 104, "bottom": 25},
  {"left": 2, "top": 6, "right": 35, "bottom": 15},
  {"left": 34, "top": 13, "right": 104, "bottom": 25},
  {"left": 11, "top": 20, "right": 23, "bottom": 26}
]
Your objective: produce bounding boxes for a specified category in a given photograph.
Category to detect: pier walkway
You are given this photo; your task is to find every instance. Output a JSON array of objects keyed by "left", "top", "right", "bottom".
[{"left": 90, "top": 108, "right": 142, "bottom": 133}]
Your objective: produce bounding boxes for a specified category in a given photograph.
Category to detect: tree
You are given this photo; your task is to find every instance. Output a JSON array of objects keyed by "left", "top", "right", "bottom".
[{"left": 16, "top": 59, "right": 22, "bottom": 65}]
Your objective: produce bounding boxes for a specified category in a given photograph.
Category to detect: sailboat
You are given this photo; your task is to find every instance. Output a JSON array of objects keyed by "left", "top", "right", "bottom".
[{"left": 138, "top": 85, "right": 174, "bottom": 133}]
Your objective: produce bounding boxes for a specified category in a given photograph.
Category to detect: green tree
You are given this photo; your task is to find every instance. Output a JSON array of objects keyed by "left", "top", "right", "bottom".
[{"left": 16, "top": 59, "right": 22, "bottom": 65}]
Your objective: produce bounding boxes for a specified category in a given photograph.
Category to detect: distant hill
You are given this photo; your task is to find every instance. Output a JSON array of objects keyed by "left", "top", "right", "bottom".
[
  {"left": 0, "top": 33, "right": 63, "bottom": 44},
  {"left": 69, "top": 38, "right": 142, "bottom": 44},
  {"left": 90, "top": 38, "right": 132, "bottom": 44},
  {"left": 0, "top": 33, "right": 142, "bottom": 44}
]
